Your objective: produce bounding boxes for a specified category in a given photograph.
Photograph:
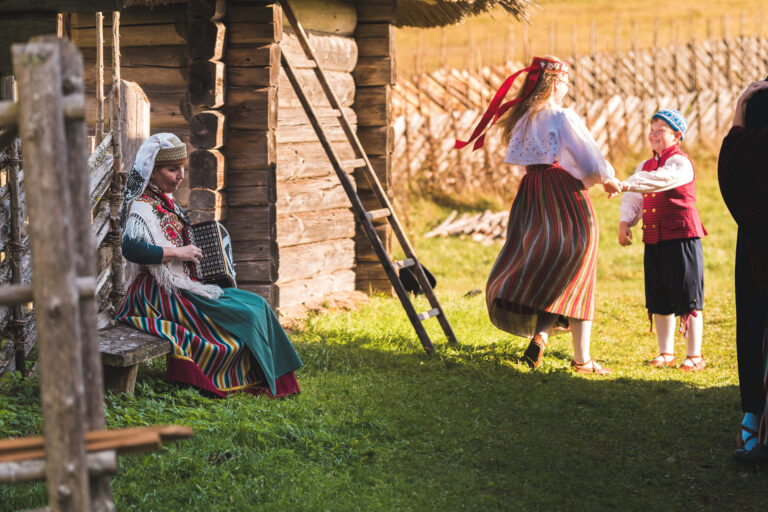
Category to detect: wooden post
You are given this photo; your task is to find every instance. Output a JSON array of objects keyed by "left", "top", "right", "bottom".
[
  {"left": 632, "top": 18, "right": 640, "bottom": 97},
  {"left": 59, "top": 37, "right": 114, "bottom": 511},
  {"left": 13, "top": 35, "right": 91, "bottom": 512},
  {"left": 109, "top": 11, "right": 125, "bottom": 308},
  {"left": 724, "top": 15, "right": 732, "bottom": 87},
  {"left": 614, "top": 16, "right": 621, "bottom": 96},
  {"left": 653, "top": 18, "right": 659, "bottom": 97},
  {"left": 0, "top": 76, "right": 27, "bottom": 378},
  {"left": 95, "top": 12, "right": 104, "bottom": 144}
]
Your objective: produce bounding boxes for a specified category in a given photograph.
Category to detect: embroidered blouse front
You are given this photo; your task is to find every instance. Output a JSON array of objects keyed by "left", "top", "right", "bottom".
[{"left": 503, "top": 105, "right": 615, "bottom": 187}]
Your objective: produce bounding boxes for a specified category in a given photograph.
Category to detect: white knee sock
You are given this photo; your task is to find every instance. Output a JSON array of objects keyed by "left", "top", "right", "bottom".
[
  {"left": 570, "top": 318, "right": 592, "bottom": 363},
  {"left": 685, "top": 311, "right": 703, "bottom": 357},
  {"left": 654, "top": 314, "right": 676, "bottom": 355}
]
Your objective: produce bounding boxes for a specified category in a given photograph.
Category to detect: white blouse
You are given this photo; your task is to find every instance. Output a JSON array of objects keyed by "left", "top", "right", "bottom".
[
  {"left": 503, "top": 105, "right": 615, "bottom": 188},
  {"left": 618, "top": 154, "right": 694, "bottom": 226}
]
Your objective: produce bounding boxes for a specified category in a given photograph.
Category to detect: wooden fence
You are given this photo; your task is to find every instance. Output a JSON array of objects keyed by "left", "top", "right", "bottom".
[{"left": 392, "top": 33, "right": 768, "bottom": 200}]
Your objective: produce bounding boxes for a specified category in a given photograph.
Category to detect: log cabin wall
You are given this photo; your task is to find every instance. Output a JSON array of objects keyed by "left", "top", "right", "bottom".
[
  {"left": 353, "top": 0, "right": 395, "bottom": 294},
  {"left": 72, "top": 5, "right": 193, "bottom": 203},
  {"left": 272, "top": 0, "right": 359, "bottom": 314}
]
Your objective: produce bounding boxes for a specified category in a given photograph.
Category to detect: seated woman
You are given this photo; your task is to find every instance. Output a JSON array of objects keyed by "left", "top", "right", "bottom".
[{"left": 116, "top": 133, "right": 302, "bottom": 398}]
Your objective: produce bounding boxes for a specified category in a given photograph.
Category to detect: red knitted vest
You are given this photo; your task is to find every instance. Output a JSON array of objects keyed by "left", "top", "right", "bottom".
[{"left": 641, "top": 145, "right": 707, "bottom": 245}]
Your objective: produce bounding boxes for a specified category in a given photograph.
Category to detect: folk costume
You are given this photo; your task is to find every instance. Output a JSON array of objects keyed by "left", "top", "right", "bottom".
[
  {"left": 116, "top": 133, "right": 302, "bottom": 398},
  {"left": 619, "top": 110, "right": 707, "bottom": 371},
  {"left": 718, "top": 85, "right": 768, "bottom": 453},
  {"left": 456, "top": 57, "right": 616, "bottom": 373}
]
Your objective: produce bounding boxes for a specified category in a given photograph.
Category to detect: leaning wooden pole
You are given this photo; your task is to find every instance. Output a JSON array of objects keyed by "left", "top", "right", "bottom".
[
  {"left": 13, "top": 36, "right": 91, "bottom": 512},
  {"left": 109, "top": 11, "right": 125, "bottom": 308},
  {"left": 60, "top": 38, "right": 114, "bottom": 510},
  {"left": 0, "top": 76, "right": 27, "bottom": 377},
  {"left": 95, "top": 12, "right": 105, "bottom": 144}
]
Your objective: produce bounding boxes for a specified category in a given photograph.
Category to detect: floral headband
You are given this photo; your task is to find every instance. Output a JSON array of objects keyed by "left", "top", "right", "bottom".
[{"left": 455, "top": 56, "right": 570, "bottom": 151}]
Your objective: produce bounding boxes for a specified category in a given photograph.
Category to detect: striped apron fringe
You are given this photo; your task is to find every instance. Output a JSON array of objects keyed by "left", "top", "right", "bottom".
[
  {"left": 486, "top": 163, "right": 598, "bottom": 337},
  {"left": 116, "top": 272, "right": 300, "bottom": 398}
]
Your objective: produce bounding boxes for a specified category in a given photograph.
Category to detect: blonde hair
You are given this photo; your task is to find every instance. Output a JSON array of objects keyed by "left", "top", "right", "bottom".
[{"left": 497, "top": 60, "right": 564, "bottom": 144}]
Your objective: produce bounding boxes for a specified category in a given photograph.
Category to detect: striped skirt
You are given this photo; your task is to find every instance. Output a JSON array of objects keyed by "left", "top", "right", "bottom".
[
  {"left": 116, "top": 272, "right": 302, "bottom": 398},
  {"left": 486, "top": 163, "right": 598, "bottom": 337}
]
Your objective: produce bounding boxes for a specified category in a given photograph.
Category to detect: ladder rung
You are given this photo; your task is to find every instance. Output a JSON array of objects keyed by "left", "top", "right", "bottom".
[
  {"left": 340, "top": 158, "right": 366, "bottom": 171},
  {"left": 417, "top": 308, "right": 440, "bottom": 322},
  {"left": 365, "top": 208, "right": 391, "bottom": 221},
  {"left": 393, "top": 258, "right": 416, "bottom": 270}
]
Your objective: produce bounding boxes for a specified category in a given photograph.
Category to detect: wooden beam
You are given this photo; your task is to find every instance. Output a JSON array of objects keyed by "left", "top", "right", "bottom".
[
  {"left": 189, "top": 111, "right": 227, "bottom": 149},
  {"left": 188, "top": 59, "right": 225, "bottom": 108},
  {"left": 0, "top": 1, "right": 119, "bottom": 13},
  {"left": 189, "top": 149, "right": 225, "bottom": 189},
  {"left": 185, "top": 19, "right": 225, "bottom": 61}
]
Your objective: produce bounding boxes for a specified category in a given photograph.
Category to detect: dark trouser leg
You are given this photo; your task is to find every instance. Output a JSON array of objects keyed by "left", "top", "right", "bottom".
[
  {"left": 535, "top": 312, "right": 559, "bottom": 335},
  {"left": 735, "top": 230, "right": 768, "bottom": 414}
]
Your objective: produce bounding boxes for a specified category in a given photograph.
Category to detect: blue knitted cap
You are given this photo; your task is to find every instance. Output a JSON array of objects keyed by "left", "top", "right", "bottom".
[{"left": 652, "top": 109, "right": 688, "bottom": 141}]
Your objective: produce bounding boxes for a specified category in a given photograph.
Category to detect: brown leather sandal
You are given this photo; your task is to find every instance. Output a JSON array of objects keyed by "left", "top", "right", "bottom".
[
  {"left": 571, "top": 359, "right": 612, "bottom": 375},
  {"left": 679, "top": 355, "right": 705, "bottom": 372},
  {"left": 523, "top": 334, "right": 546, "bottom": 369},
  {"left": 648, "top": 353, "right": 676, "bottom": 367}
]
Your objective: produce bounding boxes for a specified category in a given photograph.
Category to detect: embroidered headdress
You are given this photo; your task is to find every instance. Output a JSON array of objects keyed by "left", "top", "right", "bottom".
[
  {"left": 455, "top": 56, "right": 570, "bottom": 151},
  {"left": 651, "top": 109, "right": 688, "bottom": 141},
  {"left": 120, "top": 133, "right": 187, "bottom": 231}
]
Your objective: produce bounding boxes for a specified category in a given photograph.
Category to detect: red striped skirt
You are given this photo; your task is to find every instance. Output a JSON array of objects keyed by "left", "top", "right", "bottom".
[{"left": 486, "top": 163, "right": 598, "bottom": 337}]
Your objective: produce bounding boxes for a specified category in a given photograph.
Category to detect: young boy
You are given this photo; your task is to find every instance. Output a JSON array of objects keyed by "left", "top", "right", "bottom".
[{"left": 618, "top": 109, "right": 707, "bottom": 371}]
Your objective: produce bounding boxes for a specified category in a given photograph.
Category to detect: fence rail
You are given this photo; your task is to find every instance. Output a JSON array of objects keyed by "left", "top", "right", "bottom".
[{"left": 392, "top": 34, "right": 768, "bottom": 200}]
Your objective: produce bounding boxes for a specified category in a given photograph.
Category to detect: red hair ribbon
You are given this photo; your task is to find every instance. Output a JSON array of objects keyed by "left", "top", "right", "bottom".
[{"left": 454, "top": 56, "right": 570, "bottom": 151}]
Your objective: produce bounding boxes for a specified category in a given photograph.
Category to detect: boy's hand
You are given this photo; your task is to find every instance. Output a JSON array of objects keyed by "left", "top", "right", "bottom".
[
  {"left": 618, "top": 222, "right": 633, "bottom": 246},
  {"left": 603, "top": 178, "right": 622, "bottom": 199}
]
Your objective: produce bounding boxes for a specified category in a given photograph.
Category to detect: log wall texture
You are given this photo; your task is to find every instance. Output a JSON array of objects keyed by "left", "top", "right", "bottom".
[{"left": 353, "top": 0, "right": 396, "bottom": 294}]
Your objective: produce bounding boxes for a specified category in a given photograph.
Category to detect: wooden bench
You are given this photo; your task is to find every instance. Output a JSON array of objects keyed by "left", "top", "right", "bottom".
[{"left": 98, "top": 324, "right": 170, "bottom": 395}]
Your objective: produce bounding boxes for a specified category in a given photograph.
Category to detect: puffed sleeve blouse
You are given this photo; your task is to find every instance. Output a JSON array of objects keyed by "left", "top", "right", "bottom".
[{"left": 503, "top": 106, "right": 615, "bottom": 188}]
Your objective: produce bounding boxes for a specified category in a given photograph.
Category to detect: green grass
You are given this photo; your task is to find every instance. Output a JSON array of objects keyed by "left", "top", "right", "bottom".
[{"left": 3, "top": 145, "right": 768, "bottom": 510}]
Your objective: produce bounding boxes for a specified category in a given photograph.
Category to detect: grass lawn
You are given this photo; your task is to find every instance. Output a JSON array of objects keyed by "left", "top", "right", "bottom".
[{"left": 3, "top": 146, "right": 768, "bottom": 510}]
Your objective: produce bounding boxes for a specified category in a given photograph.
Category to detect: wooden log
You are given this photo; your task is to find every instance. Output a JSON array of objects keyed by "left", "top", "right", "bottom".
[
  {"left": 225, "top": 43, "right": 279, "bottom": 68},
  {"left": 80, "top": 44, "right": 187, "bottom": 71},
  {"left": 353, "top": 56, "right": 395, "bottom": 86},
  {"left": 238, "top": 282, "right": 276, "bottom": 306},
  {"left": 148, "top": 90, "right": 189, "bottom": 129},
  {"left": 275, "top": 177, "right": 352, "bottom": 214},
  {"left": 227, "top": 185, "right": 274, "bottom": 207},
  {"left": 231, "top": 240, "right": 277, "bottom": 263},
  {"left": 188, "top": 0, "right": 227, "bottom": 21},
  {"left": 355, "top": 155, "right": 390, "bottom": 190},
  {"left": 0, "top": 450, "right": 117, "bottom": 484},
  {"left": 227, "top": 64, "right": 279, "bottom": 88},
  {"left": 281, "top": 30, "right": 357, "bottom": 72},
  {"left": 356, "top": 276, "right": 393, "bottom": 295},
  {"left": 358, "top": 125, "right": 393, "bottom": 155},
  {"left": 72, "top": 5, "right": 185, "bottom": 27},
  {"left": 355, "top": 2, "right": 397, "bottom": 23},
  {"left": 277, "top": 269, "right": 356, "bottom": 308},
  {"left": 13, "top": 36, "right": 90, "bottom": 511},
  {"left": 355, "top": 23, "right": 394, "bottom": 57},
  {"left": 188, "top": 59, "right": 225, "bottom": 108},
  {"left": 188, "top": 149, "right": 225, "bottom": 189},
  {"left": 278, "top": 0, "right": 356, "bottom": 35},
  {"left": 115, "top": 81, "right": 151, "bottom": 172},
  {"left": 82, "top": 54, "right": 188, "bottom": 89},
  {"left": 226, "top": 129, "right": 275, "bottom": 170},
  {"left": 227, "top": 2, "right": 280, "bottom": 24},
  {"left": 277, "top": 239, "right": 355, "bottom": 283},
  {"left": 278, "top": 68, "right": 355, "bottom": 108},
  {"left": 276, "top": 108, "right": 357, "bottom": 144},
  {"left": 72, "top": 23, "right": 187, "bottom": 47},
  {"left": 0, "top": 1, "right": 119, "bottom": 13},
  {"left": 186, "top": 19, "right": 226, "bottom": 61},
  {"left": 275, "top": 139, "right": 357, "bottom": 181},
  {"left": 355, "top": 86, "right": 390, "bottom": 126},
  {"left": 225, "top": 86, "right": 276, "bottom": 130},
  {"left": 224, "top": 204, "right": 276, "bottom": 241},
  {"left": 189, "top": 111, "right": 227, "bottom": 149},
  {"left": 226, "top": 165, "right": 274, "bottom": 189},
  {"left": 228, "top": 21, "right": 282, "bottom": 45},
  {"left": 276, "top": 208, "right": 356, "bottom": 247},
  {"left": 188, "top": 189, "right": 226, "bottom": 212},
  {"left": 235, "top": 260, "right": 278, "bottom": 283}
]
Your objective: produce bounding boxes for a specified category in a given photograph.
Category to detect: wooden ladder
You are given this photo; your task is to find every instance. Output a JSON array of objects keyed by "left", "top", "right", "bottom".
[{"left": 278, "top": 0, "right": 458, "bottom": 353}]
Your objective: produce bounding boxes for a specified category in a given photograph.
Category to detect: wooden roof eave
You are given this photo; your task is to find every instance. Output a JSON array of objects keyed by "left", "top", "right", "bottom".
[{"left": 0, "top": 0, "right": 122, "bottom": 14}]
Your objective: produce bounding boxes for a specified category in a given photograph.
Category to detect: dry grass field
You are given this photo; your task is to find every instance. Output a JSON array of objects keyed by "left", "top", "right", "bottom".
[{"left": 396, "top": 0, "right": 768, "bottom": 75}]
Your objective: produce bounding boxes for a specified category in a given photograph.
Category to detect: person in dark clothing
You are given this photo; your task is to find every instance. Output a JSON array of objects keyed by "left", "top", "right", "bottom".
[{"left": 717, "top": 78, "right": 768, "bottom": 467}]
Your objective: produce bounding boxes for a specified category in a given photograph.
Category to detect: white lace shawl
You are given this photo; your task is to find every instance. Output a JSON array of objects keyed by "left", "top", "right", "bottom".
[{"left": 123, "top": 197, "right": 222, "bottom": 300}]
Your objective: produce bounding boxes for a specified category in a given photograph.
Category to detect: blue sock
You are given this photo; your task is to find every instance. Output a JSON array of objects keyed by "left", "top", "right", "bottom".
[{"left": 742, "top": 413, "right": 760, "bottom": 450}]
